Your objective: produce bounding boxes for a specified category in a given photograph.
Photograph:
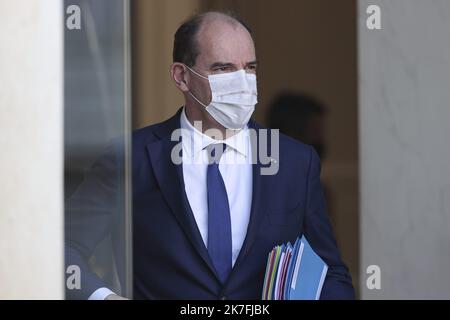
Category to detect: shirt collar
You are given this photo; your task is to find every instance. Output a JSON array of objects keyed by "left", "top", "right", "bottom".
[{"left": 180, "top": 106, "right": 250, "bottom": 159}]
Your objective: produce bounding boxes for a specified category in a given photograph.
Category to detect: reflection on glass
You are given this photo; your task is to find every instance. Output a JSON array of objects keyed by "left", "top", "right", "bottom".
[{"left": 64, "top": 0, "right": 132, "bottom": 299}]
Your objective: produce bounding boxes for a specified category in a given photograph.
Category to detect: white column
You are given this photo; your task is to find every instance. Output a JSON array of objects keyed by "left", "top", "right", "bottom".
[
  {"left": 359, "top": 0, "right": 450, "bottom": 298},
  {"left": 0, "top": 0, "right": 63, "bottom": 299}
]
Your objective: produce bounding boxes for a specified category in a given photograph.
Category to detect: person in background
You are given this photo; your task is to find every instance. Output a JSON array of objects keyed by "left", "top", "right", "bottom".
[{"left": 267, "top": 92, "right": 335, "bottom": 225}]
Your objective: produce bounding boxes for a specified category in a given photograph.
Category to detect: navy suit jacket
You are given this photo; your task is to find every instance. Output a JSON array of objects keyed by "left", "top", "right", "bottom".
[{"left": 65, "top": 107, "right": 354, "bottom": 300}]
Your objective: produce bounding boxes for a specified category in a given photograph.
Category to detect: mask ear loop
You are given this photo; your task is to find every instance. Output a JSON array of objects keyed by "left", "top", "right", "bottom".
[
  {"left": 188, "top": 91, "right": 208, "bottom": 108},
  {"left": 185, "top": 65, "right": 209, "bottom": 108},
  {"left": 185, "top": 65, "right": 209, "bottom": 80}
]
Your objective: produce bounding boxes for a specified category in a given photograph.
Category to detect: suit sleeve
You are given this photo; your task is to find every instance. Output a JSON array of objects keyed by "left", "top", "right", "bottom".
[
  {"left": 303, "top": 146, "right": 355, "bottom": 300},
  {"left": 65, "top": 143, "right": 123, "bottom": 299}
]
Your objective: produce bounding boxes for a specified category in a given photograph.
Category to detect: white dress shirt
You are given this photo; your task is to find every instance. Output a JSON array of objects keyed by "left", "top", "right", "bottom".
[
  {"left": 89, "top": 107, "right": 253, "bottom": 300},
  {"left": 180, "top": 107, "right": 253, "bottom": 267}
]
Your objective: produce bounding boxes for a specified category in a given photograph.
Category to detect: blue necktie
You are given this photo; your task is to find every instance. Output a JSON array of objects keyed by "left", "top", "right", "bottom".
[{"left": 206, "top": 143, "right": 232, "bottom": 283}]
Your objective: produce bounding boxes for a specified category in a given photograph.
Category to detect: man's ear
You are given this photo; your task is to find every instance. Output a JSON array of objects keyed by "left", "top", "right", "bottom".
[{"left": 170, "top": 62, "right": 189, "bottom": 92}]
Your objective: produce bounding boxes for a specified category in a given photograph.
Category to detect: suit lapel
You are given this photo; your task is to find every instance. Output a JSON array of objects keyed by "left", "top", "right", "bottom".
[
  {"left": 228, "top": 122, "right": 271, "bottom": 280},
  {"left": 145, "top": 109, "right": 219, "bottom": 281}
]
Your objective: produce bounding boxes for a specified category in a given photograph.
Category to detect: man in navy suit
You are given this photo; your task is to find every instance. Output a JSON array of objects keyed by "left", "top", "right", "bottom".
[{"left": 65, "top": 11, "right": 354, "bottom": 300}]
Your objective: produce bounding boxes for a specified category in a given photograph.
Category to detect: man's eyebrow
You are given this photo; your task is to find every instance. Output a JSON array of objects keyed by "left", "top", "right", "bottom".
[
  {"left": 208, "top": 62, "right": 235, "bottom": 69},
  {"left": 208, "top": 60, "right": 258, "bottom": 69}
]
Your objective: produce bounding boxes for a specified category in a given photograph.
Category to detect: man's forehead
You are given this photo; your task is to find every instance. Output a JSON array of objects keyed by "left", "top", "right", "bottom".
[
  {"left": 196, "top": 21, "right": 255, "bottom": 65},
  {"left": 198, "top": 19, "right": 251, "bottom": 43}
]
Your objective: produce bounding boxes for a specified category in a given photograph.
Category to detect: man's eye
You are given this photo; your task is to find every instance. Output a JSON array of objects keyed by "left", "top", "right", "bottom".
[
  {"left": 245, "top": 65, "right": 257, "bottom": 73},
  {"left": 216, "top": 66, "right": 229, "bottom": 72}
]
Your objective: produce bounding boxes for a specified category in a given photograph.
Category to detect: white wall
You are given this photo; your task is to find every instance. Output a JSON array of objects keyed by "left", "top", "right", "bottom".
[
  {"left": 0, "top": 0, "right": 63, "bottom": 299},
  {"left": 359, "top": 0, "right": 450, "bottom": 299}
]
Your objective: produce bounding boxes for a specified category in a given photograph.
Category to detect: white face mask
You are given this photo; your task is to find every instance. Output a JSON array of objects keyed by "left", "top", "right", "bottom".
[{"left": 185, "top": 66, "right": 258, "bottom": 130}]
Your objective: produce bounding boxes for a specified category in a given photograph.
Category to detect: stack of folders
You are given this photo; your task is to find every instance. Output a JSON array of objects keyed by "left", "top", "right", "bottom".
[{"left": 262, "top": 235, "right": 328, "bottom": 300}]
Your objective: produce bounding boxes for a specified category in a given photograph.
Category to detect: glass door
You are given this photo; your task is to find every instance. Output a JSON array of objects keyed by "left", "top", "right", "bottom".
[{"left": 64, "top": 0, "right": 132, "bottom": 299}]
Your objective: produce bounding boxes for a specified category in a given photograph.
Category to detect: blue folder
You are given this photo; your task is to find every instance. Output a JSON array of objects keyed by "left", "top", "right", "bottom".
[
  {"left": 288, "top": 235, "right": 328, "bottom": 300},
  {"left": 262, "top": 235, "right": 328, "bottom": 300},
  {"left": 284, "top": 238, "right": 300, "bottom": 300}
]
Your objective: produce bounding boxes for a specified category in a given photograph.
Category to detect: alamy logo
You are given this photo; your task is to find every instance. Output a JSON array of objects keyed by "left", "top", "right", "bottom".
[
  {"left": 66, "top": 5, "right": 81, "bottom": 30},
  {"left": 66, "top": 265, "right": 81, "bottom": 290},
  {"left": 366, "top": 5, "right": 381, "bottom": 30},
  {"left": 366, "top": 265, "right": 381, "bottom": 290},
  {"left": 170, "top": 122, "right": 280, "bottom": 176}
]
